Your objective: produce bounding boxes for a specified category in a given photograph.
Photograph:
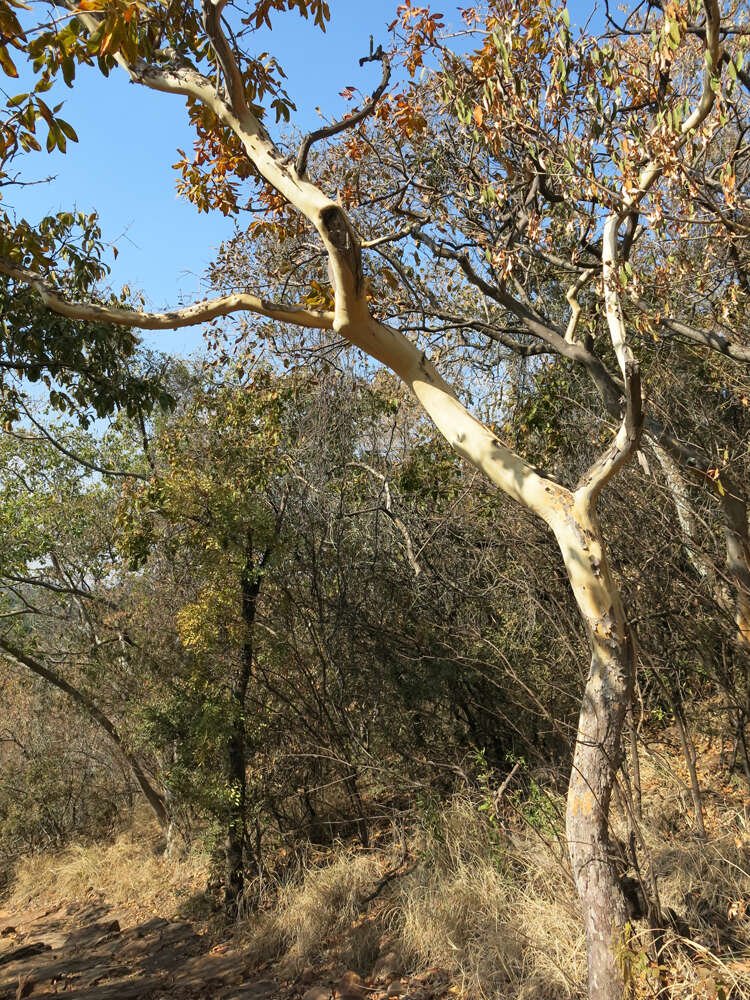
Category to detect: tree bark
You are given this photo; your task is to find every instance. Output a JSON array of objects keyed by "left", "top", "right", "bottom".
[
  {"left": 719, "top": 481, "right": 750, "bottom": 650},
  {"left": 550, "top": 499, "right": 633, "bottom": 1000},
  {"left": 224, "top": 543, "right": 263, "bottom": 919}
]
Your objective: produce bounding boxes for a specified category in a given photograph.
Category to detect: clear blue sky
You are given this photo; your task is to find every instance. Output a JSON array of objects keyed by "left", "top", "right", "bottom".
[{"left": 6, "top": 2, "right": 594, "bottom": 356}]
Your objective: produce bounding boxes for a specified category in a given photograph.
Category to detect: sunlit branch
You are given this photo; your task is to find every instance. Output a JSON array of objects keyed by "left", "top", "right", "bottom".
[{"left": 0, "top": 259, "right": 334, "bottom": 330}]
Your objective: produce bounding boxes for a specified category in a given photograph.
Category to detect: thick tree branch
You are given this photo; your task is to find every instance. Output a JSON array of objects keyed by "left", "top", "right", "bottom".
[
  {"left": 38, "top": 2, "right": 569, "bottom": 530},
  {"left": 629, "top": 293, "right": 750, "bottom": 362},
  {"left": 0, "top": 258, "right": 334, "bottom": 330},
  {"left": 201, "top": 0, "right": 249, "bottom": 117},
  {"left": 576, "top": 362, "right": 644, "bottom": 505}
]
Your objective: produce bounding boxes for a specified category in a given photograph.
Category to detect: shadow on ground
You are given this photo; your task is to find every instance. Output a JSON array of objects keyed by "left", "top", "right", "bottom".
[{"left": 0, "top": 899, "right": 275, "bottom": 999}]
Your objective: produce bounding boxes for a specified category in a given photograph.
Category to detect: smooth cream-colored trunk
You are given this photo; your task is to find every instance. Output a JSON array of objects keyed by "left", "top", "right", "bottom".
[{"left": 344, "top": 314, "right": 634, "bottom": 1000}]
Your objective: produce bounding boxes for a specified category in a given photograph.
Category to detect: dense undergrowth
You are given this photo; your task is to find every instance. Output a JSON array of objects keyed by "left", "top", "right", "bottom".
[{"left": 5, "top": 733, "right": 748, "bottom": 1000}]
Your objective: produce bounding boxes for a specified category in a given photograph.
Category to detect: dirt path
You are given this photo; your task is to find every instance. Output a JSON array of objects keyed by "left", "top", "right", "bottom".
[{"left": 0, "top": 898, "right": 278, "bottom": 999}]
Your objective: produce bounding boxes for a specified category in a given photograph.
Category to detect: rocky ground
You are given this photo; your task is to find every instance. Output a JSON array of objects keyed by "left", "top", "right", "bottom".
[
  {"left": 0, "top": 897, "right": 277, "bottom": 998},
  {"left": 0, "top": 896, "right": 452, "bottom": 1000}
]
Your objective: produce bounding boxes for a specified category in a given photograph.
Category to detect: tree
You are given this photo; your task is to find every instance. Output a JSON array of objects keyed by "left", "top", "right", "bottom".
[
  {"left": 118, "top": 367, "right": 298, "bottom": 914},
  {"left": 0, "top": 2, "right": 747, "bottom": 996},
  {"left": 0, "top": 420, "right": 169, "bottom": 827}
]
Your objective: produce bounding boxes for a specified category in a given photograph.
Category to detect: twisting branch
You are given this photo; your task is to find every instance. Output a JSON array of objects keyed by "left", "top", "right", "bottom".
[
  {"left": 0, "top": 258, "right": 334, "bottom": 331},
  {"left": 576, "top": 362, "right": 644, "bottom": 506},
  {"left": 346, "top": 462, "right": 421, "bottom": 576},
  {"left": 296, "top": 46, "right": 391, "bottom": 178},
  {"left": 595, "top": 0, "right": 721, "bottom": 496}
]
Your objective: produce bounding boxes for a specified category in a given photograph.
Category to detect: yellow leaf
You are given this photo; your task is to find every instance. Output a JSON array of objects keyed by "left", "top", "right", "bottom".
[{"left": 0, "top": 44, "right": 19, "bottom": 78}]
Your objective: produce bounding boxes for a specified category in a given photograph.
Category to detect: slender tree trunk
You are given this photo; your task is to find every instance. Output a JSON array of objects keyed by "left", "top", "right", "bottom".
[
  {"left": 645, "top": 659, "right": 708, "bottom": 840},
  {"left": 224, "top": 701, "right": 249, "bottom": 918},
  {"left": 224, "top": 545, "right": 263, "bottom": 919},
  {"left": 551, "top": 499, "right": 633, "bottom": 1000},
  {"left": 0, "top": 638, "right": 169, "bottom": 829},
  {"left": 671, "top": 697, "right": 707, "bottom": 840},
  {"left": 719, "top": 482, "right": 750, "bottom": 650},
  {"left": 627, "top": 705, "right": 643, "bottom": 822}
]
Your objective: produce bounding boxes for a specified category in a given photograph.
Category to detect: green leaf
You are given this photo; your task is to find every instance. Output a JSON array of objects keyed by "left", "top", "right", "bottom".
[{"left": 56, "top": 118, "right": 78, "bottom": 142}]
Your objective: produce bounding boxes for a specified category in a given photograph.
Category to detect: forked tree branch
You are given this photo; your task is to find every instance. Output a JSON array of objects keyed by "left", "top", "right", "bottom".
[{"left": 597, "top": 0, "right": 721, "bottom": 490}]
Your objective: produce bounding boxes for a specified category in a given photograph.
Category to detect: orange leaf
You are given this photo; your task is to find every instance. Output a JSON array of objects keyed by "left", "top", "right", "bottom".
[{"left": 473, "top": 105, "right": 484, "bottom": 126}]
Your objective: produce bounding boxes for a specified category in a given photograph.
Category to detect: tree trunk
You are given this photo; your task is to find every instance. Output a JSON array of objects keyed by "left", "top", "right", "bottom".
[
  {"left": 551, "top": 499, "right": 633, "bottom": 1000},
  {"left": 672, "top": 697, "right": 707, "bottom": 840},
  {"left": 719, "top": 482, "right": 750, "bottom": 650},
  {"left": 224, "top": 545, "right": 263, "bottom": 919},
  {"left": 224, "top": 712, "right": 248, "bottom": 919}
]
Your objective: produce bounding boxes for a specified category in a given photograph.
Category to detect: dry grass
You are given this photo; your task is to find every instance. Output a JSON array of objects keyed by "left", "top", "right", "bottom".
[
  {"left": 396, "top": 796, "right": 586, "bottom": 1000},
  {"left": 612, "top": 738, "right": 750, "bottom": 999},
  {"left": 4, "top": 737, "right": 748, "bottom": 1000},
  {"left": 239, "top": 777, "right": 748, "bottom": 1000},
  {"left": 6, "top": 819, "right": 210, "bottom": 927},
  {"left": 240, "top": 851, "right": 386, "bottom": 973},
  {"left": 238, "top": 797, "right": 586, "bottom": 999}
]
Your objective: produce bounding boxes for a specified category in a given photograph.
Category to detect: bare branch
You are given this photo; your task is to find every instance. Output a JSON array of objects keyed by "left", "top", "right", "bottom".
[
  {"left": 414, "top": 229, "right": 622, "bottom": 411},
  {"left": 0, "top": 258, "right": 334, "bottom": 331},
  {"left": 296, "top": 47, "right": 391, "bottom": 178},
  {"left": 18, "top": 404, "right": 149, "bottom": 481},
  {"left": 362, "top": 224, "right": 418, "bottom": 249}
]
